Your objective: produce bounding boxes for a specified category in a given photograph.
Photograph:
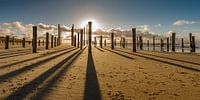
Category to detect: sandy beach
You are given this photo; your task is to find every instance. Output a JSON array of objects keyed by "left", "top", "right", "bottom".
[{"left": 0, "top": 44, "right": 199, "bottom": 100}]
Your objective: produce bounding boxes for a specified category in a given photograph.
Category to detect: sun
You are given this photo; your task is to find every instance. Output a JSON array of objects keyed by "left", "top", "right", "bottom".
[{"left": 80, "top": 19, "right": 99, "bottom": 32}]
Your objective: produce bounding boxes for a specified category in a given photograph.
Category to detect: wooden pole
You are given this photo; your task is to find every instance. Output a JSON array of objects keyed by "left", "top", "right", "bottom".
[
  {"left": 153, "top": 36, "right": 155, "bottom": 51},
  {"left": 167, "top": 37, "right": 169, "bottom": 52},
  {"left": 80, "top": 29, "right": 83, "bottom": 49},
  {"left": 43, "top": 40, "right": 44, "bottom": 46},
  {"left": 54, "top": 37, "right": 57, "bottom": 47},
  {"left": 71, "top": 24, "right": 74, "bottom": 46},
  {"left": 181, "top": 38, "right": 184, "bottom": 52},
  {"left": 94, "top": 37, "right": 97, "bottom": 47},
  {"left": 88, "top": 22, "right": 92, "bottom": 53},
  {"left": 12, "top": 36, "right": 14, "bottom": 45},
  {"left": 191, "top": 36, "right": 196, "bottom": 52},
  {"left": 74, "top": 35, "right": 76, "bottom": 47},
  {"left": 104, "top": 39, "right": 106, "bottom": 47},
  {"left": 46, "top": 32, "right": 49, "bottom": 49},
  {"left": 38, "top": 39, "right": 40, "bottom": 46},
  {"left": 5, "top": 35, "right": 9, "bottom": 49},
  {"left": 78, "top": 32, "right": 80, "bottom": 48},
  {"left": 189, "top": 33, "right": 192, "bottom": 52},
  {"left": 22, "top": 38, "right": 25, "bottom": 48},
  {"left": 32, "top": 26, "right": 37, "bottom": 53},
  {"left": 172, "top": 33, "right": 176, "bottom": 52},
  {"left": 123, "top": 37, "right": 125, "bottom": 48},
  {"left": 58, "top": 24, "right": 61, "bottom": 45},
  {"left": 111, "top": 33, "right": 114, "bottom": 49},
  {"left": 51, "top": 35, "right": 53, "bottom": 48},
  {"left": 83, "top": 27, "right": 85, "bottom": 46},
  {"left": 139, "top": 36, "right": 143, "bottom": 50},
  {"left": 132, "top": 28, "right": 136, "bottom": 52},
  {"left": 100, "top": 35, "right": 103, "bottom": 48},
  {"left": 160, "top": 39, "right": 164, "bottom": 52},
  {"left": 147, "top": 40, "right": 149, "bottom": 50}
]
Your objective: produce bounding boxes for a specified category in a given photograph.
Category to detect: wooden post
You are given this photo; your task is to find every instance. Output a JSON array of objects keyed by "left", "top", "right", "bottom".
[
  {"left": 78, "top": 32, "right": 79, "bottom": 48},
  {"left": 161, "top": 39, "right": 164, "bottom": 52},
  {"left": 147, "top": 40, "right": 149, "bottom": 50},
  {"left": 22, "top": 38, "right": 25, "bottom": 48},
  {"left": 57, "top": 37, "right": 59, "bottom": 46},
  {"left": 104, "top": 39, "right": 106, "bottom": 47},
  {"left": 191, "top": 36, "right": 195, "bottom": 52},
  {"left": 38, "top": 39, "right": 41, "bottom": 46},
  {"left": 51, "top": 35, "right": 53, "bottom": 48},
  {"left": 84, "top": 27, "right": 85, "bottom": 46},
  {"left": 5, "top": 35, "right": 9, "bottom": 49},
  {"left": 132, "top": 28, "right": 136, "bottom": 52},
  {"left": 12, "top": 36, "right": 14, "bottom": 45},
  {"left": 88, "top": 22, "right": 92, "bottom": 53},
  {"left": 137, "top": 36, "right": 139, "bottom": 49},
  {"left": 74, "top": 35, "right": 76, "bottom": 47},
  {"left": 80, "top": 29, "right": 83, "bottom": 49},
  {"left": 153, "top": 36, "right": 155, "bottom": 51},
  {"left": 172, "top": 33, "right": 176, "bottom": 52},
  {"left": 54, "top": 37, "right": 57, "bottom": 47},
  {"left": 32, "top": 26, "right": 37, "bottom": 53},
  {"left": 71, "top": 24, "right": 74, "bottom": 46},
  {"left": 58, "top": 24, "right": 61, "bottom": 45},
  {"left": 181, "top": 38, "right": 184, "bottom": 52},
  {"left": 139, "top": 36, "right": 143, "bottom": 50},
  {"left": 46, "top": 32, "right": 49, "bottom": 49},
  {"left": 100, "top": 35, "right": 103, "bottom": 48},
  {"left": 167, "top": 37, "right": 169, "bottom": 52},
  {"left": 94, "top": 37, "right": 97, "bottom": 47},
  {"left": 111, "top": 33, "right": 114, "bottom": 49},
  {"left": 189, "top": 33, "right": 192, "bottom": 52},
  {"left": 43, "top": 40, "right": 44, "bottom": 46},
  {"left": 122, "top": 37, "right": 125, "bottom": 48}
]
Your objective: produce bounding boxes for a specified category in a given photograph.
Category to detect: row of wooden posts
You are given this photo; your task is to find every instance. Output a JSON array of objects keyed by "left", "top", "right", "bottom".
[{"left": 92, "top": 28, "right": 196, "bottom": 53}]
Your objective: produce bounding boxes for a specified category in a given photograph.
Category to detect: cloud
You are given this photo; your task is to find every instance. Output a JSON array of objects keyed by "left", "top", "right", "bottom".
[
  {"left": 38, "top": 23, "right": 56, "bottom": 30},
  {"left": 155, "top": 24, "right": 161, "bottom": 28},
  {"left": 0, "top": 29, "right": 14, "bottom": 36},
  {"left": 136, "top": 25, "right": 150, "bottom": 32},
  {"left": 0, "top": 21, "right": 25, "bottom": 31},
  {"left": 173, "top": 20, "right": 196, "bottom": 26}
]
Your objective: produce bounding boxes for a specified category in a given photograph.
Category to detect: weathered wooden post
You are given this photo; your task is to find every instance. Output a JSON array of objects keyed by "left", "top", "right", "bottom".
[
  {"left": 111, "top": 33, "right": 114, "bottom": 49},
  {"left": 54, "top": 37, "right": 57, "bottom": 47},
  {"left": 32, "top": 26, "right": 37, "bottom": 53},
  {"left": 84, "top": 27, "right": 85, "bottom": 46},
  {"left": 189, "top": 33, "right": 192, "bottom": 52},
  {"left": 191, "top": 36, "right": 196, "bottom": 52},
  {"left": 22, "top": 38, "right": 25, "bottom": 48},
  {"left": 132, "top": 28, "right": 136, "bottom": 52},
  {"left": 100, "top": 35, "right": 103, "bottom": 48},
  {"left": 43, "top": 40, "right": 45, "bottom": 46},
  {"left": 139, "top": 36, "right": 143, "bottom": 50},
  {"left": 57, "top": 37, "right": 59, "bottom": 46},
  {"left": 74, "top": 35, "right": 76, "bottom": 47},
  {"left": 147, "top": 40, "right": 149, "bottom": 50},
  {"left": 51, "top": 35, "right": 53, "bottom": 48},
  {"left": 104, "top": 39, "right": 106, "bottom": 47},
  {"left": 122, "top": 37, "right": 125, "bottom": 48},
  {"left": 38, "top": 39, "right": 41, "bottom": 46},
  {"left": 88, "top": 22, "right": 92, "bottom": 53},
  {"left": 80, "top": 29, "right": 83, "bottom": 49},
  {"left": 46, "top": 32, "right": 49, "bottom": 49},
  {"left": 172, "top": 33, "right": 176, "bottom": 52},
  {"left": 137, "top": 36, "right": 139, "bottom": 49},
  {"left": 181, "top": 38, "right": 184, "bottom": 52},
  {"left": 153, "top": 36, "right": 155, "bottom": 51},
  {"left": 94, "top": 37, "right": 96, "bottom": 47},
  {"left": 167, "top": 37, "right": 169, "bottom": 52},
  {"left": 78, "top": 32, "right": 80, "bottom": 48},
  {"left": 58, "top": 24, "right": 61, "bottom": 45},
  {"left": 161, "top": 39, "right": 164, "bottom": 52},
  {"left": 12, "top": 36, "right": 14, "bottom": 45},
  {"left": 5, "top": 35, "right": 9, "bottom": 49},
  {"left": 71, "top": 24, "right": 74, "bottom": 46}
]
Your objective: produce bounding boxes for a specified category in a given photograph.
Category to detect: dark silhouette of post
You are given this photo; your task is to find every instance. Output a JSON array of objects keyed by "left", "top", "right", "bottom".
[
  {"left": 51, "top": 35, "right": 54, "bottom": 48},
  {"left": 167, "top": 37, "right": 169, "bottom": 52},
  {"left": 78, "top": 32, "right": 80, "bottom": 48},
  {"left": 147, "top": 40, "right": 149, "bottom": 50},
  {"left": 181, "top": 38, "right": 184, "bottom": 52},
  {"left": 104, "top": 39, "right": 106, "bottom": 47},
  {"left": 43, "top": 40, "right": 44, "bottom": 46},
  {"left": 32, "top": 26, "right": 37, "bottom": 53},
  {"left": 191, "top": 36, "right": 195, "bottom": 52},
  {"left": 139, "top": 36, "right": 143, "bottom": 50},
  {"left": 71, "top": 24, "right": 74, "bottom": 46},
  {"left": 88, "top": 22, "right": 92, "bottom": 53},
  {"left": 54, "top": 37, "right": 57, "bottom": 47},
  {"left": 5, "top": 35, "right": 9, "bottom": 49},
  {"left": 22, "top": 38, "right": 25, "bottom": 48},
  {"left": 189, "top": 33, "right": 192, "bottom": 51},
  {"left": 132, "top": 28, "right": 136, "bottom": 52},
  {"left": 172, "top": 33, "right": 176, "bottom": 52},
  {"left": 100, "top": 36, "right": 102, "bottom": 48},
  {"left": 161, "top": 39, "right": 164, "bottom": 52},
  {"left": 46, "top": 32, "right": 49, "bottom": 49},
  {"left": 153, "top": 36, "right": 155, "bottom": 51},
  {"left": 74, "top": 35, "right": 76, "bottom": 47},
  {"left": 94, "top": 37, "right": 96, "bottom": 47},
  {"left": 137, "top": 36, "right": 139, "bottom": 49},
  {"left": 80, "top": 29, "right": 83, "bottom": 49},
  {"left": 57, "top": 37, "right": 59, "bottom": 46},
  {"left": 58, "top": 24, "right": 61, "bottom": 45},
  {"left": 84, "top": 27, "right": 85, "bottom": 46},
  {"left": 12, "top": 36, "right": 14, "bottom": 45},
  {"left": 122, "top": 38, "right": 125, "bottom": 48},
  {"left": 111, "top": 33, "right": 114, "bottom": 49},
  {"left": 38, "top": 40, "right": 40, "bottom": 46}
]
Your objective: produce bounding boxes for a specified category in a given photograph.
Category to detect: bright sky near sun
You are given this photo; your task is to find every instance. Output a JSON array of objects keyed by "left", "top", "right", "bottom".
[{"left": 0, "top": 0, "right": 200, "bottom": 37}]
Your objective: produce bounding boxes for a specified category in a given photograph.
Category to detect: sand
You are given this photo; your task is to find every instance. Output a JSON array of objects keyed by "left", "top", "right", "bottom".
[{"left": 0, "top": 44, "right": 200, "bottom": 100}]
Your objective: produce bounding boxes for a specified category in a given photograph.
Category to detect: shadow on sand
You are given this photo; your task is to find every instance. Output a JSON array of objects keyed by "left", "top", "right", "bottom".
[{"left": 83, "top": 52, "right": 101, "bottom": 100}]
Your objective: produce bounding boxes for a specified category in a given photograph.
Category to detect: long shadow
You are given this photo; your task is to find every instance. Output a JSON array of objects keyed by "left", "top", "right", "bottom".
[
  {"left": 83, "top": 52, "right": 101, "bottom": 100},
  {"left": 0, "top": 48, "right": 31, "bottom": 54},
  {"left": 115, "top": 49, "right": 200, "bottom": 72},
  {"left": 94, "top": 46, "right": 104, "bottom": 52},
  {"left": 5, "top": 47, "right": 86, "bottom": 100},
  {"left": 31, "top": 47, "right": 86, "bottom": 99},
  {"left": 138, "top": 52, "right": 200, "bottom": 66},
  {"left": 0, "top": 47, "right": 74, "bottom": 69},
  {"left": 102, "top": 48, "right": 134, "bottom": 60},
  {"left": 0, "top": 48, "right": 77, "bottom": 82}
]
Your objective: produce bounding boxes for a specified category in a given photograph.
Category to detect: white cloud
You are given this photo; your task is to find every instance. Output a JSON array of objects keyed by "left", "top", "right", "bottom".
[
  {"left": 155, "top": 24, "right": 161, "bottom": 27},
  {"left": 136, "top": 25, "right": 150, "bottom": 32},
  {"left": 173, "top": 20, "right": 196, "bottom": 26}
]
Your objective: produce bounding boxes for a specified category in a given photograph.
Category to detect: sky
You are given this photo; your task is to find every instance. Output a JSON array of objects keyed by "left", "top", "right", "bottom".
[{"left": 0, "top": 0, "right": 200, "bottom": 39}]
